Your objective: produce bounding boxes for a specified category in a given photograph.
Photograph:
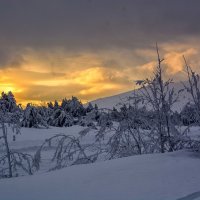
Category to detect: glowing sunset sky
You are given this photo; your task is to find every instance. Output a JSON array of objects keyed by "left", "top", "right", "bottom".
[{"left": 1, "top": 0, "right": 200, "bottom": 104}]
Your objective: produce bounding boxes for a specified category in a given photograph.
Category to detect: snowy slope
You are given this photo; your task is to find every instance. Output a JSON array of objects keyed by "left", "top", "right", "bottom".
[
  {"left": 1, "top": 150, "right": 200, "bottom": 200},
  {"left": 90, "top": 81, "right": 192, "bottom": 112}
]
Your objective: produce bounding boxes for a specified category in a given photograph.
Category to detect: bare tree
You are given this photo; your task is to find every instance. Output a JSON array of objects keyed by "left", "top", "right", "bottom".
[
  {"left": 182, "top": 56, "right": 200, "bottom": 124},
  {"left": 137, "top": 44, "right": 182, "bottom": 153},
  {"left": 33, "top": 130, "right": 101, "bottom": 171}
]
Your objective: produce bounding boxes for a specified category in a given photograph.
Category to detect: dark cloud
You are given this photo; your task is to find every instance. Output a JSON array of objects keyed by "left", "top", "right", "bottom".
[
  {"left": 0, "top": 0, "right": 200, "bottom": 51},
  {"left": 0, "top": 47, "right": 26, "bottom": 68}
]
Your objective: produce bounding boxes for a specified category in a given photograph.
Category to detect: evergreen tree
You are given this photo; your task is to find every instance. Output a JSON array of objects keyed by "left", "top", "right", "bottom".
[
  {"left": 48, "top": 108, "right": 73, "bottom": 127},
  {"left": 21, "top": 103, "right": 48, "bottom": 128},
  {"left": 47, "top": 101, "right": 54, "bottom": 109},
  {"left": 0, "top": 92, "right": 33, "bottom": 178},
  {"left": 0, "top": 91, "right": 20, "bottom": 113},
  {"left": 86, "top": 102, "right": 94, "bottom": 113},
  {"left": 61, "top": 96, "right": 86, "bottom": 117},
  {"left": 54, "top": 100, "right": 59, "bottom": 110}
]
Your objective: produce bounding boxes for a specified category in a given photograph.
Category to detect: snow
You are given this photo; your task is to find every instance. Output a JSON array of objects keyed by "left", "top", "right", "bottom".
[
  {"left": 7, "top": 126, "right": 85, "bottom": 150},
  {"left": 90, "top": 81, "right": 193, "bottom": 112},
  {"left": 0, "top": 150, "right": 200, "bottom": 200}
]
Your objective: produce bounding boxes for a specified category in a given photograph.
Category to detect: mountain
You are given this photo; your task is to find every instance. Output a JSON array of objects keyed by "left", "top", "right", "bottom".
[{"left": 90, "top": 81, "right": 193, "bottom": 112}]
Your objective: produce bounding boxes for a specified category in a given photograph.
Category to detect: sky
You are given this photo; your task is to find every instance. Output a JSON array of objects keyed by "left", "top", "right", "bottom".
[{"left": 1, "top": 0, "right": 200, "bottom": 105}]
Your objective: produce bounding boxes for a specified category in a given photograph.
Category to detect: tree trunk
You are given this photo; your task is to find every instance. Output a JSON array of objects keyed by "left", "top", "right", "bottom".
[{"left": 2, "top": 123, "right": 12, "bottom": 177}]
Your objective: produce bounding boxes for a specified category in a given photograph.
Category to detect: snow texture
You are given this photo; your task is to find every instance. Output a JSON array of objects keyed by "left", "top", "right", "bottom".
[{"left": 0, "top": 150, "right": 200, "bottom": 200}]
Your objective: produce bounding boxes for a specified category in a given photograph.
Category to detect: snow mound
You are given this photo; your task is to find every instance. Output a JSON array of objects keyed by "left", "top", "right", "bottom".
[{"left": 1, "top": 150, "right": 200, "bottom": 200}]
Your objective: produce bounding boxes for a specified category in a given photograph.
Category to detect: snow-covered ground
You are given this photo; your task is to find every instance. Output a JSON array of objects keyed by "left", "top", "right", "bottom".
[
  {"left": 0, "top": 126, "right": 200, "bottom": 200},
  {"left": 2, "top": 126, "right": 103, "bottom": 173},
  {"left": 7, "top": 126, "right": 86, "bottom": 151},
  {"left": 1, "top": 150, "right": 200, "bottom": 200}
]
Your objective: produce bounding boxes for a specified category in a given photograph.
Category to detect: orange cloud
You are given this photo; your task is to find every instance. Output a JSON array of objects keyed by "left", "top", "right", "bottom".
[{"left": 1, "top": 42, "right": 200, "bottom": 105}]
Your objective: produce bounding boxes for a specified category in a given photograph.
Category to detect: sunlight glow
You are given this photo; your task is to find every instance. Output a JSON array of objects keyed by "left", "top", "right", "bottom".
[{"left": 0, "top": 43, "right": 198, "bottom": 105}]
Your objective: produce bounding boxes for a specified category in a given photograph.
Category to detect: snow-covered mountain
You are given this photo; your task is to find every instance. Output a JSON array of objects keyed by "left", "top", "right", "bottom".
[{"left": 90, "top": 81, "right": 193, "bottom": 112}]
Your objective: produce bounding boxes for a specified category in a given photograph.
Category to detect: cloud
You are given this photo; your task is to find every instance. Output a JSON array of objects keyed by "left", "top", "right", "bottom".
[
  {"left": 1, "top": 0, "right": 200, "bottom": 51},
  {"left": 0, "top": 47, "right": 26, "bottom": 68},
  {"left": 0, "top": 49, "right": 134, "bottom": 103},
  {"left": 1, "top": 1, "right": 200, "bottom": 103},
  {"left": 1, "top": 41, "right": 200, "bottom": 104}
]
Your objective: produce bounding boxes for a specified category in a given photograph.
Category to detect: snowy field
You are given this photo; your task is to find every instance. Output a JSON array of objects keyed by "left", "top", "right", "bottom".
[
  {"left": 3, "top": 126, "right": 102, "bottom": 174},
  {"left": 1, "top": 126, "right": 200, "bottom": 200},
  {"left": 1, "top": 149, "right": 200, "bottom": 200},
  {"left": 7, "top": 126, "right": 86, "bottom": 151}
]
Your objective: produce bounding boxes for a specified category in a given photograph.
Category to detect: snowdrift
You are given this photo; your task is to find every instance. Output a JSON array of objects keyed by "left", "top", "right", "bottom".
[{"left": 1, "top": 150, "right": 200, "bottom": 200}]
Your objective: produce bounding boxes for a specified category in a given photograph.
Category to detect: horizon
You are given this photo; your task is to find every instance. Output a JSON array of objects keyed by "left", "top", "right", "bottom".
[{"left": 3, "top": 75, "right": 190, "bottom": 108}]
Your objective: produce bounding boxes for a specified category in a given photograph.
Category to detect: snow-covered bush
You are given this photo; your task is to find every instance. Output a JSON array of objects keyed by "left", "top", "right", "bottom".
[
  {"left": 180, "top": 103, "right": 197, "bottom": 125},
  {"left": 78, "top": 111, "right": 97, "bottom": 129}
]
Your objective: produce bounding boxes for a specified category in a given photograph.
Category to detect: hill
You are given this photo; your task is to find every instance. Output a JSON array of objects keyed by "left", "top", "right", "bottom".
[{"left": 90, "top": 81, "right": 192, "bottom": 112}]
